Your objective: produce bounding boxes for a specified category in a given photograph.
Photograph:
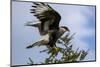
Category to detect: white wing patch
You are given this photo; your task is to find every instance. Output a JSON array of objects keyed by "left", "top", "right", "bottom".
[
  {"left": 40, "top": 34, "right": 49, "bottom": 42},
  {"left": 35, "top": 4, "right": 50, "bottom": 14}
]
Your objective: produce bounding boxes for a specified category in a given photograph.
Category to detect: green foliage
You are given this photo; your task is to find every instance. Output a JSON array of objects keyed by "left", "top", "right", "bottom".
[{"left": 27, "top": 33, "right": 88, "bottom": 64}]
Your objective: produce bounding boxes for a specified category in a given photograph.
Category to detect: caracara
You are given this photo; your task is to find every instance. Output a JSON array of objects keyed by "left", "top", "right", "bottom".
[{"left": 26, "top": 2, "right": 70, "bottom": 48}]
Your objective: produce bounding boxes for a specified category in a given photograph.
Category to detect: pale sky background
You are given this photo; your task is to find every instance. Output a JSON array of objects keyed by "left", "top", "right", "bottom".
[{"left": 12, "top": 1, "right": 96, "bottom": 66}]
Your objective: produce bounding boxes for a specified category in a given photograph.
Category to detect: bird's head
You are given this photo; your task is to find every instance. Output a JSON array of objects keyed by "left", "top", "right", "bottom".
[{"left": 60, "top": 26, "right": 70, "bottom": 33}]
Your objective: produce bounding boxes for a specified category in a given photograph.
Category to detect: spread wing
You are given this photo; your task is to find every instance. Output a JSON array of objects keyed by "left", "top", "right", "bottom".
[{"left": 30, "top": 2, "right": 61, "bottom": 35}]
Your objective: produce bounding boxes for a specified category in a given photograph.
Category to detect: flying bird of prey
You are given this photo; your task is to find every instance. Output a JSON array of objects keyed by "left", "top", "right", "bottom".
[{"left": 26, "top": 2, "right": 70, "bottom": 48}]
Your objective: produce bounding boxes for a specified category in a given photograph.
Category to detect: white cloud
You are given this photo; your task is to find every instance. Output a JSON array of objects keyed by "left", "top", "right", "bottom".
[
  {"left": 56, "top": 5, "right": 95, "bottom": 60},
  {"left": 85, "top": 50, "right": 95, "bottom": 61}
]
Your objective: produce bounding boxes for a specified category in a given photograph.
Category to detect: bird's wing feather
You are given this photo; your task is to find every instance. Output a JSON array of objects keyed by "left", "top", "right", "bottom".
[{"left": 30, "top": 2, "right": 61, "bottom": 35}]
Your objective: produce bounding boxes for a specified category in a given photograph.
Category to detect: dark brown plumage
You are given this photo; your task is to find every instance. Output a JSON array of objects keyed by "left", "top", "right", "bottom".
[{"left": 26, "top": 2, "right": 70, "bottom": 48}]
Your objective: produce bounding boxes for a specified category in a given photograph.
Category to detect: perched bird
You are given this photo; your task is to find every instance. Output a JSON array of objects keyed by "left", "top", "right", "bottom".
[{"left": 26, "top": 2, "right": 70, "bottom": 48}]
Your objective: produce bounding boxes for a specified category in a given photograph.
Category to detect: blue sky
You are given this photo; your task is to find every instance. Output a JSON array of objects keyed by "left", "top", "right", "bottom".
[{"left": 12, "top": 1, "right": 96, "bottom": 65}]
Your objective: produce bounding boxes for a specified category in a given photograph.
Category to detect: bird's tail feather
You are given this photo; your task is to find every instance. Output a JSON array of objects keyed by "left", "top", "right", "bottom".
[{"left": 26, "top": 41, "right": 42, "bottom": 49}]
